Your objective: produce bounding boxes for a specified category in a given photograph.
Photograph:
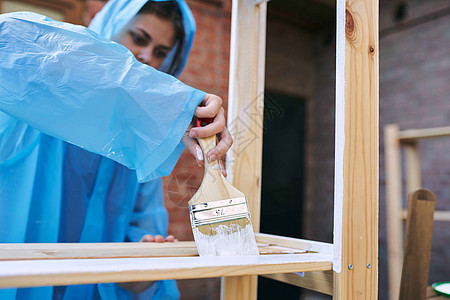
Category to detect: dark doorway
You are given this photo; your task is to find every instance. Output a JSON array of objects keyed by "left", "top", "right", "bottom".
[{"left": 258, "top": 92, "right": 305, "bottom": 299}]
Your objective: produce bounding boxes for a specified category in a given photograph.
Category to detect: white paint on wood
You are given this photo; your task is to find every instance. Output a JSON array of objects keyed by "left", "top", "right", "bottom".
[
  {"left": 0, "top": 254, "right": 333, "bottom": 288},
  {"left": 333, "top": 0, "right": 346, "bottom": 274},
  {"left": 225, "top": 0, "right": 239, "bottom": 185},
  {"left": 193, "top": 223, "right": 259, "bottom": 256},
  {"left": 255, "top": 233, "right": 332, "bottom": 255}
]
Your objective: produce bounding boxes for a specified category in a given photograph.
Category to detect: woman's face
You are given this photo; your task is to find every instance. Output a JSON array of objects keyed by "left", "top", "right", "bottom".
[{"left": 113, "top": 13, "right": 176, "bottom": 69}]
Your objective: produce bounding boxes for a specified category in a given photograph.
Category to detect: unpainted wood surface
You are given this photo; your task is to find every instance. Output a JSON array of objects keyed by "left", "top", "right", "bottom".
[
  {"left": 256, "top": 233, "right": 332, "bottom": 254},
  {"left": 334, "top": 0, "right": 379, "bottom": 299},
  {"left": 404, "top": 142, "right": 422, "bottom": 193},
  {"left": 399, "top": 189, "right": 436, "bottom": 300},
  {"left": 401, "top": 210, "right": 450, "bottom": 221},
  {"left": 0, "top": 237, "right": 320, "bottom": 261},
  {"left": 384, "top": 124, "right": 404, "bottom": 300},
  {"left": 224, "top": 0, "right": 267, "bottom": 298},
  {"left": 188, "top": 136, "right": 243, "bottom": 205},
  {"left": 263, "top": 270, "right": 333, "bottom": 295},
  {"left": 398, "top": 126, "right": 450, "bottom": 142}
]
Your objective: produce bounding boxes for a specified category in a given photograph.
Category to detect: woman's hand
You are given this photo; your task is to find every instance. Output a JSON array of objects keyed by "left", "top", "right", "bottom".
[
  {"left": 118, "top": 234, "right": 178, "bottom": 294},
  {"left": 182, "top": 93, "right": 233, "bottom": 177},
  {"left": 139, "top": 234, "right": 178, "bottom": 242}
]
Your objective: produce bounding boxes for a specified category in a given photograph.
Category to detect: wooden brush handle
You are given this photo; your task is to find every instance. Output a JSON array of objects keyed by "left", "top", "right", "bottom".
[
  {"left": 197, "top": 135, "right": 219, "bottom": 170},
  {"left": 195, "top": 116, "right": 219, "bottom": 170}
]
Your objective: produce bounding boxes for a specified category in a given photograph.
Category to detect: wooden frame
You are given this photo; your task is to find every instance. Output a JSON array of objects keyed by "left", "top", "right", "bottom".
[
  {"left": 0, "top": 0, "right": 379, "bottom": 299},
  {"left": 384, "top": 124, "right": 450, "bottom": 300}
]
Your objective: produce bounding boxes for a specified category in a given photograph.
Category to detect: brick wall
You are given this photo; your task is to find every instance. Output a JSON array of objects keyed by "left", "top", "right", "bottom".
[{"left": 378, "top": 1, "right": 450, "bottom": 299}]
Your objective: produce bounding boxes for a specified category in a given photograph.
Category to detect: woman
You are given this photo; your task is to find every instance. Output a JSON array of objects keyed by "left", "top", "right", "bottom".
[{"left": 0, "top": 0, "right": 230, "bottom": 299}]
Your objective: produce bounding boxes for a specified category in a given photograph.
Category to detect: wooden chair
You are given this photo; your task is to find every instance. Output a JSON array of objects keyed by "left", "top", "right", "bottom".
[{"left": 399, "top": 188, "right": 436, "bottom": 300}]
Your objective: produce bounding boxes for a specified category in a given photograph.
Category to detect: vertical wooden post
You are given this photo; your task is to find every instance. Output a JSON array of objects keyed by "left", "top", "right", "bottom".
[
  {"left": 334, "top": 0, "right": 379, "bottom": 299},
  {"left": 384, "top": 124, "right": 404, "bottom": 300},
  {"left": 399, "top": 189, "right": 435, "bottom": 300},
  {"left": 404, "top": 142, "right": 422, "bottom": 193},
  {"left": 222, "top": 0, "right": 267, "bottom": 299}
]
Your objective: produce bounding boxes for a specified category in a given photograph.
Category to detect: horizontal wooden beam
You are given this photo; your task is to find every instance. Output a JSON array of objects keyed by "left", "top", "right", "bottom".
[
  {"left": 0, "top": 242, "right": 198, "bottom": 261},
  {"left": 0, "top": 254, "right": 332, "bottom": 288},
  {"left": 398, "top": 126, "right": 450, "bottom": 142},
  {"left": 262, "top": 270, "right": 333, "bottom": 295},
  {"left": 255, "top": 233, "right": 333, "bottom": 255},
  {"left": 400, "top": 210, "right": 450, "bottom": 222}
]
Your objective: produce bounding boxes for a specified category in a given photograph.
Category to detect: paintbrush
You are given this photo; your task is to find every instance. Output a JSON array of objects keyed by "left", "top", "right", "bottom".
[{"left": 188, "top": 118, "right": 259, "bottom": 256}]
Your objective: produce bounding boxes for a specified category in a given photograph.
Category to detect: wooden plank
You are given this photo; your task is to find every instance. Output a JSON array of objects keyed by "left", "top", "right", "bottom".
[
  {"left": 0, "top": 254, "right": 333, "bottom": 288},
  {"left": 224, "top": 0, "right": 267, "bottom": 298},
  {"left": 398, "top": 126, "right": 450, "bottom": 142},
  {"left": 0, "top": 242, "right": 198, "bottom": 261},
  {"left": 384, "top": 124, "right": 404, "bottom": 300},
  {"left": 255, "top": 233, "right": 332, "bottom": 255},
  {"left": 399, "top": 189, "right": 436, "bottom": 300},
  {"left": 334, "top": 0, "right": 379, "bottom": 299},
  {"left": 263, "top": 271, "right": 333, "bottom": 295},
  {"left": 404, "top": 142, "right": 422, "bottom": 193},
  {"left": 400, "top": 209, "right": 450, "bottom": 221},
  {"left": 0, "top": 239, "right": 325, "bottom": 261}
]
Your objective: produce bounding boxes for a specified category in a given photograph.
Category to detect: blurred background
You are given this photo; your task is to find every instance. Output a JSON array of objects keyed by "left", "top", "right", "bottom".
[{"left": 1, "top": 0, "right": 448, "bottom": 299}]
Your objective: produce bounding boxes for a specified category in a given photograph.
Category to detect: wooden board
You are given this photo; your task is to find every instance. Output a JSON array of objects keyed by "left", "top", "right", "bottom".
[
  {"left": 384, "top": 124, "right": 404, "bottom": 300},
  {"left": 0, "top": 237, "right": 323, "bottom": 261},
  {"left": 224, "top": 0, "right": 267, "bottom": 298},
  {"left": 399, "top": 189, "right": 436, "bottom": 300},
  {"left": 262, "top": 271, "right": 333, "bottom": 295},
  {"left": 0, "top": 253, "right": 332, "bottom": 288},
  {"left": 0, "top": 242, "right": 198, "bottom": 261},
  {"left": 334, "top": 0, "right": 379, "bottom": 299},
  {"left": 398, "top": 126, "right": 450, "bottom": 142}
]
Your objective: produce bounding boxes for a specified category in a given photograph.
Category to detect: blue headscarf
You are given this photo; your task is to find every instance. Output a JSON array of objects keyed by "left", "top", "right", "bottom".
[
  {"left": 0, "top": 1, "right": 201, "bottom": 299},
  {"left": 89, "top": 0, "right": 196, "bottom": 77}
]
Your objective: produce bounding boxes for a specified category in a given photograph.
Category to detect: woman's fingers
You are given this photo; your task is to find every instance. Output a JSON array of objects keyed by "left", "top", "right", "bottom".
[
  {"left": 182, "top": 132, "right": 204, "bottom": 167},
  {"left": 165, "top": 235, "right": 175, "bottom": 242},
  {"left": 205, "top": 127, "right": 233, "bottom": 163},
  {"left": 190, "top": 107, "right": 226, "bottom": 138},
  {"left": 154, "top": 235, "right": 165, "bottom": 243},
  {"left": 195, "top": 94, "right": 222, "bottom": 118},
  {"left": 140, "top": 234, "right": 155, "bottom": 242},
  {"left": 140, "top": 234, "right": 177, "bottom": 243}
]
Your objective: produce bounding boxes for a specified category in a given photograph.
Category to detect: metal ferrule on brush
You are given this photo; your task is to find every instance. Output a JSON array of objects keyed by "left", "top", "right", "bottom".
[{"left": 189, "top": 197, "right": 251, "bottom": 228}]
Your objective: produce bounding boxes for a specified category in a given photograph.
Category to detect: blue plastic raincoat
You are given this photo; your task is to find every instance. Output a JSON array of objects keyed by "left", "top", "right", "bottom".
[{"left": 0, "top": 0, "right": 200, "bottom": 299}]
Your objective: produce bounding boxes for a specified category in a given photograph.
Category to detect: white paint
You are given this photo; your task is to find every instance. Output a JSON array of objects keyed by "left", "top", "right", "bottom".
[
  {"left": 0, "top": 253, "right": 332, "bottom": 279},
  {"left": 252, "top": 0, "right": 269, "bottom": 5},
  {"left": 193, "top": 223, "right": 259, "bottom": 256},
  {"left": 255, "top": 233, "right": 333, "bottom": 255},
  {"left": 435, "top": 283, "right": 450, "bottom": 295},
  {"left": 333, "top": 0, "right": 346, "bottom": 274},
  {"left": 225, "top": 0, "right": 239, "bottom": 185},
  {"left": 195, "top": 145, "right": 203, "bottom": 162}
]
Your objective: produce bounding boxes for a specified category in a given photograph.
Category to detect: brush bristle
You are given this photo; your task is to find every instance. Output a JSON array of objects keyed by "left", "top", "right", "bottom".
[{"left": 193, "top": 219, "right": 259, "bottom": 256}]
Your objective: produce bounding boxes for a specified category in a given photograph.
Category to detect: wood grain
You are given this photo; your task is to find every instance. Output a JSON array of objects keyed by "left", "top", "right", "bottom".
[
  {"left": 384, "top": 123, "right": 404, "bottom": 300},
  {"left": 404, "top": 142, "right": 422, "bottom": 193},
  {"left": 0, "top": 239, "right": 322, "bottom": 261},
  {"left": 0, "top": 254, "right": 332, "bottom": 288},
  {"left": 399, "top": 189, "right": 436, "bottom": 300},
  {"left": 334, "top": 0, "right": 379, "bottom": 299},
  {"left": 0, "top": 242, "right": 198, "bottom": 261},
  {"left": 398, "top": 126, "right": 450, "bottom": 142},
  {"left": 224, "top": 0, "right": 267, "bottom": 298},
  {"left": 262, "top": 271, "right": 333, "bottom": 295}
]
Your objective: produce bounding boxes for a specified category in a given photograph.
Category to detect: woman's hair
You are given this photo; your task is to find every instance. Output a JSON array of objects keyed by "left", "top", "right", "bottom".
[{"left": 138, "top": 1, "right": 185, "bottom": 76}]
